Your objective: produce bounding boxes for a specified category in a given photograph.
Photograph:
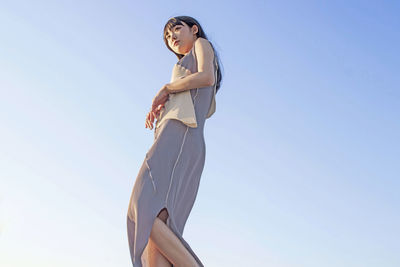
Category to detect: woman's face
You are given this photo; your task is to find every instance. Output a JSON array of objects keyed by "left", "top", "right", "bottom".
[{"left": 165, "top": 21, "right": 198, "bottom": 56}]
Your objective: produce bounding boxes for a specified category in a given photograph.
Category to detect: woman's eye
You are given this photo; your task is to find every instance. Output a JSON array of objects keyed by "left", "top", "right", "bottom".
[{"left": 166, "top": 26, "right": 180, "bottom": 39}]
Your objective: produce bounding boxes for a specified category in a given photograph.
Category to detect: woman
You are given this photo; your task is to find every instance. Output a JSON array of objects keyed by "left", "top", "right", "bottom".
[{"left": 127, "top": 15, "right": 222, "bottom": 267}]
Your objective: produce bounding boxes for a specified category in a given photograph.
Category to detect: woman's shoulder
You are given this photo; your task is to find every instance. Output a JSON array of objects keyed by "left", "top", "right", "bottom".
[
  {"left": 194, "top": 37, "right": 215, "bottom": 58},
  {"left": 195, "top": 37, "right": 212, "bottom": 47}
]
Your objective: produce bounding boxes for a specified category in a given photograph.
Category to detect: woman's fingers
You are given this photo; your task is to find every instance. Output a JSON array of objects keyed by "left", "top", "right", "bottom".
[
  {"left": 155, "top": 108, "right": 161, "bottom": 119},
  {"left": 157, "top": 105, "right": 164, "bottom": 117},
  {"left": 146, "top": 102, "right": 166, "bottom": 130},
  {"left": 150, "top": 111, "right": 156, "bottom": 125},
  {"left": 145, "top": 112, "right": 150, "bottom": 128},
  {"left": 145, "top": 111, "right": 154, "bottom": 129},
  {"left": 151, "top": 104, "right": 163, "bottom": 119},
  {"left": 149, "top": 110, "right": 153, "bottom": 122},
  {"left": 155, "top": 104, "right": 163, "bottom": 113},
  {"left": 152, "top": 95, "right": 168, "bottom": 111}
]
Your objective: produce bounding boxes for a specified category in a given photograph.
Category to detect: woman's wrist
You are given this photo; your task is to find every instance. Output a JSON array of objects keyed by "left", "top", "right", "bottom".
[{"left": 164, "top": 83, "right": 172, "bottom": 94}]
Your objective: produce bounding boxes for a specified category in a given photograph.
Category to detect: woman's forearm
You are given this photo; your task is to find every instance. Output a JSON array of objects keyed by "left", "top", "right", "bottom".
[{"left": 165, "top": 72, "right": 214, "bottom": 94}]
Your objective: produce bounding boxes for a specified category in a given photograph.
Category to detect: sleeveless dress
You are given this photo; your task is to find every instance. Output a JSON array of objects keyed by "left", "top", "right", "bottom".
[{"left": 126, "top": 39, "right": 217, "bottom": 267}]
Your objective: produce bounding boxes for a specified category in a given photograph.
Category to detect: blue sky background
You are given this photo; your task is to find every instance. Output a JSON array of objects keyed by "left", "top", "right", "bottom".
[{"left": 1, "top": 1, "right": 399, "bottom": 266}]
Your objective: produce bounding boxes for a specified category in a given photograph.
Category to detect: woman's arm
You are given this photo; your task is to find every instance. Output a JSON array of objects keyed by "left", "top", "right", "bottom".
[{"left": 165, "top": 38, "right": 215, "bottom": 94}]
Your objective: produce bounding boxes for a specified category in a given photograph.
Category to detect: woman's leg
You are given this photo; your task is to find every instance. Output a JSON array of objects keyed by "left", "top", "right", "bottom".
[
  {"left": 148, "top": 208, "right": 199, "bottom": 267},
  {"left": 147, "top": 238, "right": 172, "bottom": 267},
  {"left": 146, "top": 209, "right": 172, "bottom": 267}
]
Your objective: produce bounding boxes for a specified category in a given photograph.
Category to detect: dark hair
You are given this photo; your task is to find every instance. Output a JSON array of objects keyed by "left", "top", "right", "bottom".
[{"left": 163, "top": 16, "right": 223, "bottom": 93}]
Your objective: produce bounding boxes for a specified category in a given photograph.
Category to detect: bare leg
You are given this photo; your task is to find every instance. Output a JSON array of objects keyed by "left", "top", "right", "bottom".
[
  {"left": 147, "top": 208, "right": 199, "bottom": 267},
  {"left": 147, "top": 238, "right": 172, "bottom": 267},
  {"left": 146, "top": 209, "right": 172, "bottom": 267}
]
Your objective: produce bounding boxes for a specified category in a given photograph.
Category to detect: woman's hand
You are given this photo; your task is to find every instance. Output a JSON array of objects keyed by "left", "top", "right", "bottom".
[
  {"left": 145, "top": 85, "right": 170, "bottom": 130},
  {"left": 151, "top": 84, "right": 170, "bottom": 112},
  {"left": 145, "top": 104, "right": 164, "bottom": 130}
]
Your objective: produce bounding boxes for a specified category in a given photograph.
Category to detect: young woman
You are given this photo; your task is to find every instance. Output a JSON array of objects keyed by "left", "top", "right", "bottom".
[{"left": 127, "top": 16, "right": 222, "bottom": 267}]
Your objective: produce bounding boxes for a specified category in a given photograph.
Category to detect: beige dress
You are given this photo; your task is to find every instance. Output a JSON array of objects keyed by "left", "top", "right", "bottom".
[{"left": 126, "top": 39, "right": 218, "bottom": 267}]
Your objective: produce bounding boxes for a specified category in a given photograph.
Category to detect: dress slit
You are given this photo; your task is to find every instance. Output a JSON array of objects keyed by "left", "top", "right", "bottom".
[{"left": 126, "top": 39, "right": 215, "bottom": 266}]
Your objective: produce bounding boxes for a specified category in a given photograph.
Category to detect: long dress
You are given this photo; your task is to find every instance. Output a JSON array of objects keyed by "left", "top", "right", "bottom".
[{"left": 126, "top": 40, "right": 217, "bottom": 267}]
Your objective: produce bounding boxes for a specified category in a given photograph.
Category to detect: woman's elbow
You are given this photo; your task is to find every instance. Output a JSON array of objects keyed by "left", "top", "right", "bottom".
[
  {"left": 197, "top": 71, "right": 215, "bottom": 87},
  {"left": 204, "top": 73, "right": 215, "bottom": 87}
]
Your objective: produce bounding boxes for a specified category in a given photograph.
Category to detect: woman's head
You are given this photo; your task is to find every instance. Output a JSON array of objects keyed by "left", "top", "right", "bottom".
[
  {"left": 164, "top": 19, "right": 198, "bottom": 56},
  {"left": 163, "top": 16, "right": 223, "bottom": 92}
]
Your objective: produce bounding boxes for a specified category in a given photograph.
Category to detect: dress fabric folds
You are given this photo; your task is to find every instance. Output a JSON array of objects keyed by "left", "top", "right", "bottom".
[{"left": 126, "top": 39, "right": 217, "bottom": 267}]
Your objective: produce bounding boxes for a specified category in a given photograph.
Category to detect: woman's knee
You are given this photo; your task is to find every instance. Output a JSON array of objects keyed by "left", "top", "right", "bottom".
[{"left": 157, "top": 208, "right": 169, "bottom": 223}]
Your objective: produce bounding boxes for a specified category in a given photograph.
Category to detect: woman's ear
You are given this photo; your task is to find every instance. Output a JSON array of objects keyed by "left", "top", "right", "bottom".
[{"left": 192, "top": 24, "right": 199, "bottom": 35}]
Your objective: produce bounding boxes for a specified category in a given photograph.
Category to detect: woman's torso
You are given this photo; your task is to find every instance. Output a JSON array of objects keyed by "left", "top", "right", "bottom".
[{"left": 155, "top": 40, "right": 217, "bottom": 134}]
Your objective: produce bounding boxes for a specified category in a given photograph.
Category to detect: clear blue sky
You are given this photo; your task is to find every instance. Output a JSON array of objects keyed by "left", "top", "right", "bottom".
[{"left": 1, "top": 1, "right": 399, "bottom": 266}]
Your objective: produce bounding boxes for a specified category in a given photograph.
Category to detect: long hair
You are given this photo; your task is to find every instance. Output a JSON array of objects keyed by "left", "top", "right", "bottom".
[{"left": 163, "top": 16, "right": 223, "bottom": 93}]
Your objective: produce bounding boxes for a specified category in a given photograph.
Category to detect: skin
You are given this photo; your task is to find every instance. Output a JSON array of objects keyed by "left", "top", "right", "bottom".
[
  {"left": 145, "top": 21, "right": 216, "bottom": 130},
  {"left": 146, "top": 210, "right": 199, "bottom": 267},
  {"left": 141, "top": 21, "right": 215, "bottom": 267}
]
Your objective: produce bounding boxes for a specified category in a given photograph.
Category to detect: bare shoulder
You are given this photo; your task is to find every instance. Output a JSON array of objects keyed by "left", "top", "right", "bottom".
[
  {"left": 195, "top": 37, "right": 211, "bottom": 46},
  {"left": 194, "top": 37, "right": 215, "bottom": 85},
  {"left": 194, "top": 37, "right": 215, "bottom": 58}
]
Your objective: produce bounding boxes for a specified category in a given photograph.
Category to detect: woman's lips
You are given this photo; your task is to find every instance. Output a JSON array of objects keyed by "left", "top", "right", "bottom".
[{"left": 174, "top": 41, "right": 180, "bottom": 46}]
